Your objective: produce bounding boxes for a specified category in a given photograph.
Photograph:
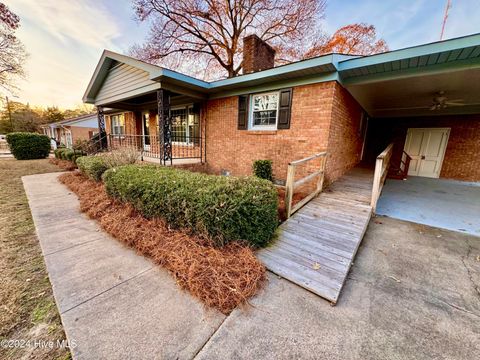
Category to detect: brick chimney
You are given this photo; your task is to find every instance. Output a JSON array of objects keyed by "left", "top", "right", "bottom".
[{"left": 242, "top": 34, "right": 275, "bottom": 74}]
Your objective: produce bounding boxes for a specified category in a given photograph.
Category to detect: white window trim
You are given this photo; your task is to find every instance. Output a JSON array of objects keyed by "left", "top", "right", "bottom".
[{"left": 248, "top": 91, "right": 280, "bottom": 130}]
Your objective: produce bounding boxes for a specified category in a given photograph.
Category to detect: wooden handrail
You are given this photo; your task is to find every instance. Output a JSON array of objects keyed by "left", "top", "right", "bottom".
[
  {"left": 285, "top": 152, "right": 327, "bottom": 218},
  {"left": 289, "top": 151, "right": 327, "bottom": 166},
  {"left": 371, "top": 143, "right": 394, "bottom": 212}
]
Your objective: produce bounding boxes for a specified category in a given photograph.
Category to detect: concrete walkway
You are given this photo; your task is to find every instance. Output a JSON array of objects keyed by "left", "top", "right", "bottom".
[
  {"left": 23, "top": 173, "right": 226, "bottom": 360},
  {"left": 24, "top": 173, "right": 480, "bottom": 360}
]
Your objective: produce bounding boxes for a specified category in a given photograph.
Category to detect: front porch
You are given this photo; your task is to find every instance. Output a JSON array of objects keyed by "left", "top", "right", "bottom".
[
  {"left": 100, "top": 89, "right": 206, "bottom": 165},
  {"left": 83, "top": 51, "right": 208, "bottom": 165}
]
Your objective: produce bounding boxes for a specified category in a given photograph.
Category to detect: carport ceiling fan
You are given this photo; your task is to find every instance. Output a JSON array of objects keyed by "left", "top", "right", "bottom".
[
  {"left": 429, "top": 91, "right": 464, "bottom": 110},
  {"left": 378, "top": 91, "right": 479, "bottom": 112}
]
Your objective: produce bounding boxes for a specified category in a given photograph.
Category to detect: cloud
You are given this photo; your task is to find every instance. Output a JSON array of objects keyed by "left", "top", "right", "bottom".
[
  {"left": 6, "top": 0, "right": 129, "bottom": 108},
  {"left": 10, "top": 0, "right": 121, "bottom": 50}
]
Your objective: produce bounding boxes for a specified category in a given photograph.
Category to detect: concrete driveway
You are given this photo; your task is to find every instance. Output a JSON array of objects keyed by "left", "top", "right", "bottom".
[
  {"left": 24, "top": 173, "right": 480, "bottom": 359},
  {"left": 376, "top": 176, "right": 480, "bottom": 237},
  {"left": 196, "top": 216, "right": 480, "bottom": 359}
]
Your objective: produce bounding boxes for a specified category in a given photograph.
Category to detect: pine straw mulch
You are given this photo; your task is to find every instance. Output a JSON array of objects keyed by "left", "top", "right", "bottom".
[
  {"left": 49, "top": 158, "right": 77, "bottom": 171},
  {"left": 58, "top": 172, "right": 266, "bottom": 314}
]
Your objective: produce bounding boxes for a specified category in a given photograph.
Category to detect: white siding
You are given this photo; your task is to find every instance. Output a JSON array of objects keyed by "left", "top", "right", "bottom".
[
  {"left": 67, "top": 117, "right": 98, "bottom": 128},
  {"left": 95, "top": 63, "right": 157, "bottom": 104}
]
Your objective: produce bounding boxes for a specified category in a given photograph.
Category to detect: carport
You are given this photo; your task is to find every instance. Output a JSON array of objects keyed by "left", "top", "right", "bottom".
[
  {"left": 337, "top": 34, "right": 480, "bottom": 235},
  {"left": 376, "top": 177, "right": 480, "bottom": 236}
]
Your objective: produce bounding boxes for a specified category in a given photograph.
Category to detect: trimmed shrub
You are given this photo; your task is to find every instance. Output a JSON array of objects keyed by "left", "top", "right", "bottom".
[
  {"left": 253, "top": 159, "right": 273, "bottom": 181},
  {"left": 72, "top": 152, "right": 84, "bottom": 163},
  {"left": 62, "top": 149, "right": 73, "bottom": 160},
  {"left": 54, "top": 148, "right": 66, "bottom": 159},
  {"left": 62, "top": 148, "right": 84, "bottom": 163},
  {"left": 103, "top": 165, "right": 278, "bottom": 247},
  {"left": 6, "top": 132, "right": 51, "bottom": 160},
  {"left": 76, "top": 156, "right": 109, "bottom": 181}
]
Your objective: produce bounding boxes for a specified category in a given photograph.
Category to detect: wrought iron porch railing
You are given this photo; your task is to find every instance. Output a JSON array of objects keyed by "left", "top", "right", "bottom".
[{"left": 107, "top": 134, "right": 204, "bottom": 163}]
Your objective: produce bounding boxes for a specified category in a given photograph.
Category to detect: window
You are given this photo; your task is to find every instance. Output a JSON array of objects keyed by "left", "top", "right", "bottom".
[
  {"left": 249, "top": 92, "right": 279, "bottom": 129},
  {"left": 171, "top": 107, "right": 188, "bottom": 142},
  {"left": 171, "top": 105, "right": 199, "bottom": 144},
  {"left": 110, "top": 114, "right": 125, "bottom": 135}
]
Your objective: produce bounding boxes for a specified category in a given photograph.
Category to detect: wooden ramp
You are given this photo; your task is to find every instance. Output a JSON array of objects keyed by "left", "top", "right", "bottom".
[{"left": 258, "top": 167, "right": 374, "bottom": 304}]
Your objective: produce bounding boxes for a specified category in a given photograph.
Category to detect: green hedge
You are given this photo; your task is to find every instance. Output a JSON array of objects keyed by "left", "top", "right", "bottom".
[
  {"left": 103, "top": 165, "right": 278, "bottom": 247},
  {"left": 253, "top": 159, "right": 273, "bottom": 181},
  {"left": 6, "top": 132, "right": 50, "bottom": 160},
  {"left": 54, "top": 148, "right": 84, "bottom": 163},
  {"left": 54, "top": 148, "right": 64, "bottom": 159},
  {"left": 54, "top": 148, "right": 68, "bottom": 159},
  {"left": 76, "top": 156, "right": 109, "bottom": 181}
]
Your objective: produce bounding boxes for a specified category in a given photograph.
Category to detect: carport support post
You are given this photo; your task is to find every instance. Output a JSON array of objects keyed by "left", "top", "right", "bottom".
[
  {"left": 157, "top": 89, "right": 172, "bottom": 165},
  {"left": 96, "top": 106, "right": 107, "bottom": 150}
]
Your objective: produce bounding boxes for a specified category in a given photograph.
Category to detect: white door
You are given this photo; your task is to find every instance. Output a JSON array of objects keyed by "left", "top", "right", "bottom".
[{"left": 404, "top": 128, "right": 450, "bottom": 178}]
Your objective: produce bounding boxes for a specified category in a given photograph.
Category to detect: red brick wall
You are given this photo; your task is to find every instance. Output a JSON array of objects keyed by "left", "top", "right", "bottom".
[
  {"left": 102, "top": 81, "right": 367, "bottom": 185},
  {"left": 105, "top": 112, "right": 137, "bottom": 136},
  {"left": 325, "top": 83, "right": 364, "bottom": 183},
  {"left": 366, "top": 115, "right": 480, "bottom": 181},
  {"left": 204, "top": 82, "right": 337, "bottom": 182},
  {"left": 68, "top": 126, "right": 98, "bottom": 142}
]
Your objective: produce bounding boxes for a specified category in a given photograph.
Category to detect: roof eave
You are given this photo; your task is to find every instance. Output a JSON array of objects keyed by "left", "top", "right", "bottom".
[{"left": 338, "top": 33, "right": 480, "bottom": 71}]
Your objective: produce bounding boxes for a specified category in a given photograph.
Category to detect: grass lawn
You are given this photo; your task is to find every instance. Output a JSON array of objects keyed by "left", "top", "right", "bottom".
[{"left": 0, "top": 158, "right": 70, "bottom": 360}]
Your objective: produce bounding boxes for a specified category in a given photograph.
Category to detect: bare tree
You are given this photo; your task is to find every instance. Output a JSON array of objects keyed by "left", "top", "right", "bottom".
[
  {"left": 304, "top": 23, "right": 388, "bottom": 59},
  {"left": 132, "top": 0, "right": 325, "bottom": 79},
  {"left": 0, "top": 3, "right": 27, "bottom": 92}
]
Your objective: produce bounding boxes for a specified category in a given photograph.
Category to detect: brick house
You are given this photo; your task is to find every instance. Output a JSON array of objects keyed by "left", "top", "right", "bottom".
[
  {"left": 83, "top": 33, "right": 480, "bottom": 184},
  {"left": 41, "top": 114, "right": 99, "bottom": 148}
]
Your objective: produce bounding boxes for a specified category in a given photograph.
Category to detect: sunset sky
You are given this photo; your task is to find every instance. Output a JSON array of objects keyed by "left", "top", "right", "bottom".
[{"left": 6, "top": 0, "right": 480, "bottom": 109}]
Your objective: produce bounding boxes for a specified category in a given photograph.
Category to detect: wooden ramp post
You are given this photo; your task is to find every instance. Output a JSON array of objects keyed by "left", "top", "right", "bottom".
[
  {"left": 371, "top": 143, "right": 394, "bottom": 212},
  {"left": 285, "top": 152, "right": 327, "bottom": 218}
]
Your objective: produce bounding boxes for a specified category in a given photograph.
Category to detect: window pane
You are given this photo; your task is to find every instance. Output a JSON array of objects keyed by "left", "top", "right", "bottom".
[
  {"left": 111, "top": 114, "right": 125, "bottom": 135},
  {"left": 253, "top": 110, "right": 277, "bottom": 126},
  {"left": 171, "top": 108, "right": 187, "bottom": 142},
  {"left": 111, "top": 116, "right": 117, "bottom": 134},
  {"left": 251, "top": 93, "right": 278, "bottom": 128},
  {"left": 253, "top": 94, "right": 278, "bottom": 111}
]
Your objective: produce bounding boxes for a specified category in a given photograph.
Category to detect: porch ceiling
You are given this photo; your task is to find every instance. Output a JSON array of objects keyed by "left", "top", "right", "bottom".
[
  {"left": 346, "top": 67, "right": 480, "bottom": 117},
  {"left": 102, "top": 91, "right": 200, "bottom": 113}
]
